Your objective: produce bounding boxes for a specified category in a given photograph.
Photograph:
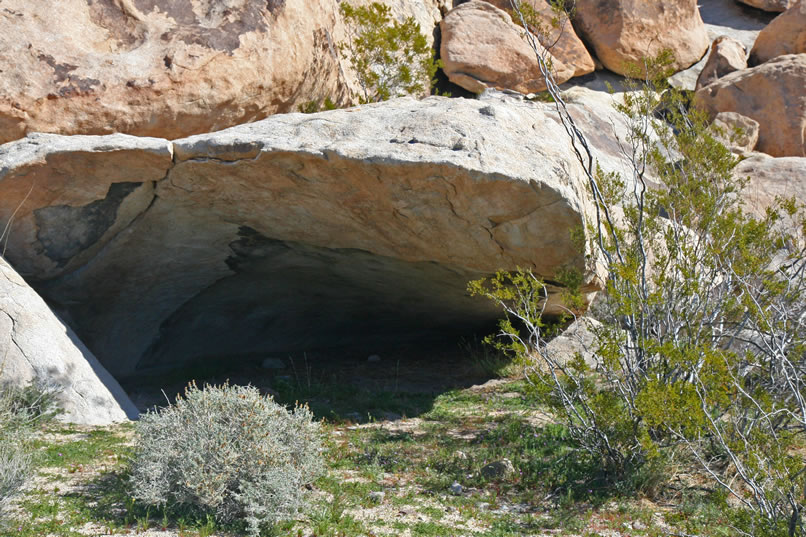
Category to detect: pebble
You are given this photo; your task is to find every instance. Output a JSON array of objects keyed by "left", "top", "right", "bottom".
[
  {"left": 480, "top": 458, "right": 515, "bottom": 479},
  {"left": 369, "top": 491, "right": 385, "bottom": 503},
  {"left": 449, "top": 482, "right": 463, "bottom": 495}
]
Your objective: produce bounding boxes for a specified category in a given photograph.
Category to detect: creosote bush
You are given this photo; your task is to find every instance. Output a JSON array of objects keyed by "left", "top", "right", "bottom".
[
  {"left": 130, "top": 382, "right": 323, "bottom": 536},
  {"left": 473, "top": 5, "right": 806, "bottom": 533},
  {"left": 339, "top": 2, "right": 440, "bottom": 103}
]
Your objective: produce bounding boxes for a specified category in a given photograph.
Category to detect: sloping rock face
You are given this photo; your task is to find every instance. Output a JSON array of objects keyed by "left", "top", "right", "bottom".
[
  {"left": 440, "top": 1, "right": 574, "bottom": 93},
  {"left": 695, "top": 36, "right": 747, "bottom": 90},
  {"left": 749, "top": 0, "right": 806, "bottom": 65},
  {"left": 0, "top": 257, "right": 138, "bottom": 425},
  {"left": 0, "top": 0, "right": 441, "bottom": 145},
  {"left": 694, "top": 54, "right": 806, "bottom": 157},
  {"left": 737, "top": 0, "right": 795, "bottom": 12},
  {"left": 0, "top": 96, "right": 603, "bottom": 376},
  {"left": 571, "top": 0, "right": 709, "bottom": 76}
]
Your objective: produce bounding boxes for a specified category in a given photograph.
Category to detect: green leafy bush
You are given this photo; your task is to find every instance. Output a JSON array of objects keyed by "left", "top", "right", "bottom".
[
  {"left": 130, "top": 382, "right": 323, "bottom": 536},
  {"left": 473, "top": 11, "right": 806, "bottom": 532},
  {"left": 339, "top": 2, "right": 439, "bottom": 103}
]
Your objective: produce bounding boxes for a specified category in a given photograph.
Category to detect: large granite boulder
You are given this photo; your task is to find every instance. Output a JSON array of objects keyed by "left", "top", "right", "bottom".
[
  {"left": 695, "top": 36, "right": 747, "bottom": 90},
  {"left": 694, "top": 54, "right": 806, "bottom": 157},
  {"left": 749, "top": 0, "right": 806, "bottom": 65},
  {"left": 483, "top": 0, "right": 596, "bottom": 78},
  {"left": 571, "top": 0, "right": 709, "bottom": 76},
  {"left": 440, "top": 1, "right": 576, "bottom": 93},
  {"left": 0, "top": 95, "right": 606, "bottom": 376},
  {"left": 667, "top": 0, "right": 777, "bottom": 90},
  {"left": 0, "top": 0, "right": 441, "bottom": 145},
  {"left": 737, "top": 0, "right": 795, "bottom": 12},
  {"left": 0, "top": 257, "right": 138, "bottom": 425}
]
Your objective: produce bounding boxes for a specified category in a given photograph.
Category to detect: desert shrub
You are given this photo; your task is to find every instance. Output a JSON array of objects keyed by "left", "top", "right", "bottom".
[
  {"left": 339, "top": 2, "right": 439, "bottom": 103},
  {"left": 475, "top": 5, "right": 806, "bottom": 534},
  {"left": 130, "top": 382, "right": 324, "bottom": 536},
  {"left": 0, "top": 392, "right": 32, "bottom": 518},
  {"left": 3, "top": 377, "right": 62, "bottom": 427},
  {"left": 0, "top": 375, "right": 59, "bottom": 519}
]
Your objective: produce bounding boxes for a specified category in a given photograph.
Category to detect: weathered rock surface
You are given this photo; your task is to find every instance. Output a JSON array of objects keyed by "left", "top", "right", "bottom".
[
  {"left": 710, "top": 111, "right": 760, "bottom": 153},
  {"left": 484, "top": 0, "right": 595, "bottom": 78},
  {"left": 735, "top": 153, "right": 806, "bottom": 217},
  {"left": 555, "top": 87, "right": 660, "bottom": 186},
  {"left": 0, "top": 257, "right": 138, "bottom": 425},
  {"left": 571, "top": 0, "right": 709, "bottom": 76},
  {"left": 694, "top": 54, "right": 806, "bottom": 157},
  {"left": 545, "top": 317, "right": 602, "bottom": 367},
  {"left": 737, "top": 0, "right": 795, "bottom": 12},
  {"left": 749, "top": 0, "right": 806, "bottom": 65},
  {"left": 440, "top": 1, "right": 575, "bottom": 93},
  {"left": 0, "top": 0, "right": 442, "bottom": 145},
  {"left": 0, "top": 95, "right": 605, "bottom": 376},
  {"left": 696, "top": 36, "right": 748, "bottom": 90}
]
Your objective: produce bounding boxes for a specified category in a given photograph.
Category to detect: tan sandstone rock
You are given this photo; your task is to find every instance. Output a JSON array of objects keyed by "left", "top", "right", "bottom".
[
  {"left": 0, "top": 0, "right": 441, "bottom": 145},
  {"left": 440, "top": 1, "right": 574, "bottom": 93},
  {"left": 710, "top": 111, "right": 760, "bottom": 153},
  {"left": 0, "top": 95, "right": 605, "bottom": 376},
  {"left": 572, "top": 0, "right": 709, "bottom": 75},
  {"left": 484, "top": 0, "right": 595, "bottom": 78},
  {"left": 749, "top": 0, "right": 806, "bottom": 65},
  {"left": 694, "top": 54, "right": 806, "bottom": 157},
  {"left": 735, "top": 153, "right": 806, "bottom": 218},
  {"left": 737, "top": 0, "right": 795, "bottom": 12},
  {"left": 0, "top": 257, "right": 138, "bottom": 425},
  {"left": 696, "top": 36, "right": 748, "bottom": 90}
]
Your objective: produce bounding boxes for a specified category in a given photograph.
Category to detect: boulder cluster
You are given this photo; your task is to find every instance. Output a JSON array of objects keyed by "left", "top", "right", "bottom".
[{"left": 0, "top": 0, "right": 803, "bottom": 424}]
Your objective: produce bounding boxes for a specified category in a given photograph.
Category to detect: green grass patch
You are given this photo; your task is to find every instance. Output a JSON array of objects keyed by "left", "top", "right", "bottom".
[{"left": 35, "top": 427, "right": 129, "bottom": 469}]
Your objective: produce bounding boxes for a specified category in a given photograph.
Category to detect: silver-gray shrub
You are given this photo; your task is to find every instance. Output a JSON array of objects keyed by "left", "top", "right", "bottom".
[
  {"left": 130, "top": 382, "right": 324, "bottom": 536},
  {"left": 0, "top": 387, "right": 34, "bottom": 518}
]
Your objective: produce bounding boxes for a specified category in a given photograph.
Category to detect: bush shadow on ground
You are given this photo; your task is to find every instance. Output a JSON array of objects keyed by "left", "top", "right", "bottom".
[{"left": 120, "top": 337, "right": 514, "bottom": 424}]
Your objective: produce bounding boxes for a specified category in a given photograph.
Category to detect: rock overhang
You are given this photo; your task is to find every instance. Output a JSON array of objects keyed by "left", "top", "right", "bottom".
[{"left": 0, "top": 96, "right": 603, "bottom": 376}]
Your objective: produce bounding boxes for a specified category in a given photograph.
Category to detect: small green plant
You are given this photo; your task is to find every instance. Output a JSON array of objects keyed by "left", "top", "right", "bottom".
[
  {"left": 130, "top": 382, "right": 324, "bottom": 536},
  {"left": 459, "top": 337, "right": 512, "bottom": 378},
  {"left": 339, "top": 2, "right": 440, "bottom": 103},
  {"left": 0, "top": 398, "right": 31, "bottom": 520},
  {"left": 298, "top": 97, "right": 339, "bottom": 114},
  {"left": 309, "top": 489, "right": 365, "bottom": 537}
]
